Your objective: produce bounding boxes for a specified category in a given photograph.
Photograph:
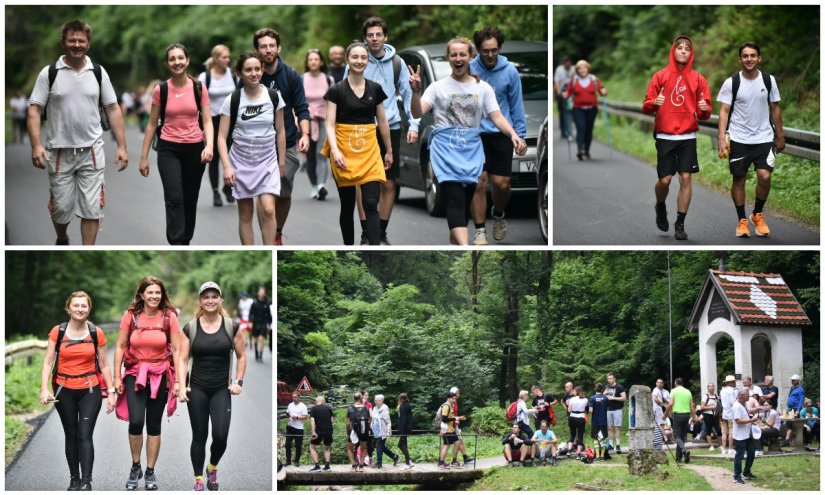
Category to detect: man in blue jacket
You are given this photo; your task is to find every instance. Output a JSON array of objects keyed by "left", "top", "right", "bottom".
[
  {"left": 782, "top": 373, "right": 805, "bottom": 447},
  {"left": 347, "top": 16, "right": 420, "bottom": 245},
  {"left": 254, "top": 28, "right": 311, "bottom": 245},
  {"left": 469, "top": 27, "right": 527, "bottom": 245}
]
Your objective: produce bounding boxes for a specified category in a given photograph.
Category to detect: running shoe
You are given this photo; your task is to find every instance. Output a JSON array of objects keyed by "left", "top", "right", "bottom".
[
  {"left": 206, "top": 466, "right": 218, "bottom": 490},
  {"left": 749, "top": 212, "right": 770, "bottom": 236},
  {"left": 754, "top": 450, "right": 764, "bottom": 457},
  {"left": 68, "top": 477, "right": 82, "bottom": 491},
  {"left": 275, "top": 233, "right": 283, "bottom": 245},
  {"left": 674, "top": 224, "right": 688, "bottom": 240},
  {"left": 144, "top": 470, "right": 158, "bottom": 491},
  {"left": 655, "top": 203, "right": 669, "bottom": 232},
  {"left": 616, "top": 447, "right": 622, "bottom": 455},
  {"left": 743, "top": 472, "right": 757, "bottom": 480},
  {"left": 323, "top": 464, "right": 331, "bottom": 471},
  {"left": 79, "top": 480, "right": 92, "bottom": 491},
  {"left": 126, "top": 463, "right": 143, "bottom": 491},
  {"left": 310, "top": 186, "right": 319, "bottom": 199},
  {"left": 310, "top": 465, "right": 321, "bottom": 472},
  {"left": 473, "top": 228, "right": 489, "bottom": 246},
  {"left": 463, "top": 456, "right": 475, "bottom": 465},
  {"left": 405, "top": 460, "right": 415, "bottom": 469},
  {"left": 450, "top": 460, "right": 460, "bottom": 468},
  {"left": 734, "top": 477, "right": 745, "bottom": 485},
  {"left": 438, "top": 462, "right": 448, "bottom": 470},
  {"left": 56, "top": 236, "right": 70, "bottom": 246},
  {"left": 223, "top": 186, "right": 235, "bottom": 204},
  {"left": 213, "top": 190, "right": 223, "bottom": 207},
  {"left": 708, "top": 445, "right": 715, "bottom": 451},
  {"left": 491, "top": 210, "right": 507, "bottom": 241},
  {"left": 194, "top": 477, "right": 205, "bottom": 491},
  {"left": 684, "top": 451, "right": 690, "bottom": 463},
  {"left": 351, "top": 464, "right": 357, "bottom": 472},
  {"left": 317, "top": 185, "right": 328, "bottom": 201},
  {"left": 356, "top": 464, "right": 364, "bottom": 472},
  {"left": 360, "top": 231, "right": 368, "bottom": 245},
  {"left": 393, "top": 454, "right": 400, "bottom": 466},
  {"left": 736, "top": 218, "right": 751, "bottom": 237},
  {"left": 380, "top": 234, "right": 391, "bottom": 246}
]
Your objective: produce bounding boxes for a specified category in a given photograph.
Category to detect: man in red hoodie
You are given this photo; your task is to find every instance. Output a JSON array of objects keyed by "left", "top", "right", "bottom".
[{"left": 642, "top": 36, "right": 711, "bottom": 240}]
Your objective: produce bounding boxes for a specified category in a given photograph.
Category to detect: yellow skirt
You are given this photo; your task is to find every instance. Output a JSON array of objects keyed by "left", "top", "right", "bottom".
[{"left": 321, "top": 123, "right": 386, "bottom": 187}]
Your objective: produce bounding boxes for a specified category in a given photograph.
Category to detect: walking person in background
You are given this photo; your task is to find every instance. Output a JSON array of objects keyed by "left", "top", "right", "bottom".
[
  {"left": 217, "top": 51, "right": 286, "bottom": 245},
  {"left": 701, "top": 382, "right": 722, "bottom": 449},
  {"left": 668, "top": 377, "right": 695, "bottom": 463},
  {"left": 720, "top": 374, "right": 738, "bottom": 455},
  {"left": 10, "top": 90, "right": 29, "bottom": 144},
  {"left": 469, "top": 26, "right": 527, "bottom": 245},
  {"left": 28, "top": 19, "right": 128, "bottom": 245},
  {"left": 236, "top": 291, "right": 253, "bottom": 350},
  {"left": 322, "top": 41, "right": 393, "bottom": 245},
  {"left": 199, "top": 44, "right": 239, "bottom": 207},
  {"left": 346, "top": 392, "right": 371, "bottom": 472},
  {"left": 397, "top": 393, "right": 414, "bottom": 468},
  {"left": 563, "top": 59, "right": 606, "bottom": 161},
  {"left": 40, "top": 291, "right": 116, "bottom": 491},
  {"left": 410, "top": 37, "right": 526, "bottom": 245},
  {"left": 139, "top": 43, "right": 213, "bottom": 245},
  {"left": 448, "top": 387, "right": 474, "bottom": 466},
  {"left": 113, "top": 277, "right": 180, "bottom": 491},
  {"left": 371, "top": 394, "right": 400, "bottom": 467},
  {"left": 553, "top": 56, "right": 574, "bottom": 140},
  {"left": 249, "top": 286, "right": 272, "bottom": 362},
  {"left": 308, "top": 396, "right": 334, "bottom": 471},
  {"left": 301, "top": 49, "right": 334, "bottom": 200},
  {"left": 328, "top": 45, "right": 346, "bottom": 83}
]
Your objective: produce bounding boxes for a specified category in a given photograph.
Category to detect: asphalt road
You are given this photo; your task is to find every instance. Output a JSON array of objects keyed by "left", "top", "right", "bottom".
[
  {"left": 5, "top": 125, "right": 544, "bottom": 246},
  {"left": 5, "top": 346, "right": 272, "bottom": 491},
  {"left": 552, "top": 126, "right": 819, "bottom": 246}
]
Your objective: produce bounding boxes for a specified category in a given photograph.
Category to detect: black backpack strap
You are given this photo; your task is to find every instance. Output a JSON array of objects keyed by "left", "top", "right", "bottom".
[
  {"left": 193, "top": 80, "right": 204, "bottom": 130},
  {"left": 157, "top": 81, "right": 168, "bottom": 142},
  {"left": 268, "top": 88, "right": 280, "bottom": 129},
  {"left": 228, "top": 88, "right": 242, "bottom": 142},
  {"left": 205, "top": 71, "right": 211, "bottom": 90},
  {"left": 88, "top": 321, "right": 102, "bottom": 373},
  {"left": 726, "top": 73, "right": 740, "bottom": 131},
  {"left": 233, "top": 74, "right": 241, "bottom": 89},
  {"left": 392, "top": 54, "right": 402, "bottom": 93},
  {"left": 92, "top": 62, "right": 103, "bottom": 107},
  {"left": 54, "top": 322, "right": 69, "bottom": 375},
  {"left": 762, "top": 71, "right": 775, "bottom": 132}
]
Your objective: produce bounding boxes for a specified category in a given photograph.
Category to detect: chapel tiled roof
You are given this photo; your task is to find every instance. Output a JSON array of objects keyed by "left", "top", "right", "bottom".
[{"left": 707, "top": 270, "right": 812, "bottom": 326}]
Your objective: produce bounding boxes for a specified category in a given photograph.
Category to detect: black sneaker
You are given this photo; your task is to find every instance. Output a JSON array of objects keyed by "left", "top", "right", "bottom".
[
  {"left": 56, "top": 236, "right": 70, "bottom": 246},
  {"left": 380, "top": 234, "right": 391, "bottom": 246},
  {"left": 616, "top": 447, "right": 622, "bottom": 455},
  {"left": 213, "top": 190, "right": 223, "bottom": 207},
  {"left": 317, "top": 185, "right": 328, "bottom": 201},
  {"left": 684, "top": 451, "right": 690, "bottom": 464},
  {"left": 144, "top": 469, "right": 158, "bottom": 491},
  {"left": 79, "top": 480, "right": 92, "bottom": 491},
  {"left": 360, "top": 231, "right": 368, "bottom": 245},
  {"left": 655, "top": 203, "right": 669, "bottom": 231},
  {"left": 450, "top": 460, "right": 460, "bottom": 468},
  {"left": 294, "top": 462, "right": 300, "bottom": 468},
  {"left": 463, "top": 456, "right": 475, "bottom": 465},
  {"left": 310, "top": 465, "right": 321, "bottom": 472},
  {"left": 743, "top": 472, "right": 756, "bottom": 480},
  {"left": 550, "top": 457, "right": 557, "bottom": 467},
  {"left": 393, "top": 454, "right": 400, "bottom": 466},
  {"left": 674, "top": 224, "right": 688, "bottom": 240},
  {"left": 68, "top": 478, "right": 82, "bottom": 491},
  {"left": 734, "top": 477, "right": 745, "bottom": 484},
  {"left": 223, "top": 186, "right": 235, "bottom": 204},
  {"left": 126, "top": 463, "right": 142, "bottom": 490},
  {"left": 323, "top": 464, "right": 331, "bottom": 471}
]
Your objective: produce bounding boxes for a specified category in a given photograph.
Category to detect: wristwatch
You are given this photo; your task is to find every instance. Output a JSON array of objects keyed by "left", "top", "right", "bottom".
[
  {"left": 108, "top": 387, "right": 116, "bottom": 394},
  {"left": 233, "top": 379, "right": 244, "bottom": 387}
]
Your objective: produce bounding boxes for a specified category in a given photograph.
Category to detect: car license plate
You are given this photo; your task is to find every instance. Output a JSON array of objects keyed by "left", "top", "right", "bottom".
[{"left": 519, "top": 160, "right": 537, "bottom": 173}]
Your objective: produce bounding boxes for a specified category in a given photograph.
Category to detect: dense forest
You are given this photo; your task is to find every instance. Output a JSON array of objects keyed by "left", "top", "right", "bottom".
[
  {"left": 554, "top": 5, "right": 820, "bottom": 128},
  {"left": 6, "top": 4, "right": 547, "bottom": 92},
  {"left": 277, "top": 250, "right": 819, "bottom": 428},
  {"left": 5, "top": 251, "right": 272, "bottom": 338}
]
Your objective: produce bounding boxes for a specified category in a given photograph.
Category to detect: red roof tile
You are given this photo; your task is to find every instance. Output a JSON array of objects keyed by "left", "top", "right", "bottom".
[{"left": 708, "top": 270, "right": 812, "bottom": 327}]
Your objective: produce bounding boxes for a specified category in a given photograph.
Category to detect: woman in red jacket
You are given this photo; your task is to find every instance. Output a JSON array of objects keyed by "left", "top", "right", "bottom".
[{"left": 564, "top": 60, "right": 606, "bottom": 160}]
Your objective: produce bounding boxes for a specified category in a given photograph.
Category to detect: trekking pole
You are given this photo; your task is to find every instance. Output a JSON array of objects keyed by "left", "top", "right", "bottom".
[
  {"left": 657, "top": 422, "right": 681, "bottom": 468},
  {"left": 567, "top": 131, "right": 572, "bottom": 161},
  {"left": 603, "top": 97, "right": 613, "bottom": 156}
]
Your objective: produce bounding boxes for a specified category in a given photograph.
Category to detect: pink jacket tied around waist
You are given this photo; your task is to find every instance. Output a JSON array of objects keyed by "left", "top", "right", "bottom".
[{"left": 115, "top": 360, "right": 177, "bottom": 421}]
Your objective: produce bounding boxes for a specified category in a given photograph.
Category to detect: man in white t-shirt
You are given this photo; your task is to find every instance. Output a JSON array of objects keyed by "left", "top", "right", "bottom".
[
  {"left": 719, "top": 375, "right": 738, "bottom": 455},
  {"left": 716, "top": 41, "right": 785, "bottom": 238},
  {"left": 742, "top": 376, "right": 763, "bottom": 413},
  {"left": 285, "top": 392, "right": 308, "bottom": 467},
  {"left": 553, "top": 57, "right": 574, "bottom": 139},
  {"left": 237, "top": 291, "right": 254, "bottom": 349},
  {"left": 732, "top": 389, "right": 760, "bottom": 484}
]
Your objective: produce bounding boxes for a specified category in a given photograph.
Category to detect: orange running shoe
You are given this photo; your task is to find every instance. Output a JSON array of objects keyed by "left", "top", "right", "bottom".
[
  {"left": 749, "top": 213, "right": 771, "bottom": 237},
  {"left": 736, "top": 218, "right": 751, "bottom": 238}
]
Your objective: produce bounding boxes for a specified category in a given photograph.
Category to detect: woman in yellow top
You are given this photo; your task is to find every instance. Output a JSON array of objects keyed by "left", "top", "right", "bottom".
[{"left": 322, "top": 41, "right": 393, "bottom": 245}]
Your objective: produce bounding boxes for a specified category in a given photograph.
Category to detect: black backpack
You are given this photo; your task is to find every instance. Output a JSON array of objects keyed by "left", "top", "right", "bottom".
[
  {"left": 153, "top": 79, "right": 203, "bottom": 150},
  {"left": 52, "top": 321, "right": 106, "bottom": 396},
  {"left": 349, "top": 404, "right": 370, "bottom": 435},
  {"left": 227, "top": 87, "right": 280, "bottom": 149},
  {"left": 45, "top": 61, "right": 110, "bottom": 131},
  {"left": 727, "top": 71, "right": 774, "bottom": 133}
]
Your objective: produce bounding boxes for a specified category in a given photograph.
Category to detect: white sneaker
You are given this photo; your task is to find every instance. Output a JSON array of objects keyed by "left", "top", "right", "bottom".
[
  {"left": 755, "top": 450, "right": 764, "bottom": 457},
  {"left": 708, "top": 446, "right": 715, "bottom": 451},
  {"left": 491, "top": 210, "right": 507, "bottom": 241},
  {"left": 310, "top": 185, "right": 319, "bottom": 199},
  {"left": 473, "top": 228, "right": 489, "bottom": 245}
]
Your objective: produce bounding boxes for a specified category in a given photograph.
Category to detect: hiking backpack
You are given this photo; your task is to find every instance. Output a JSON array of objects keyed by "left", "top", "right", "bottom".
[
  {"left": 727, "top": 71, "right": 775, "bottom": 133},
  {"left": 45, "top": 61, "right": 110, "bottom": 131},
  {"left": 226, "top": 87, "right": 281, "bottom": 148},
  {"left": 123, "top": 310, "right": 173, "bottom": 367},
  {"left": 53, "top": 321, "right": 108, "bottom": 397},
  {"left": 506, "top": 401, "right": 519, "bottom": 421},
  {"left": 350, "top": 404, "right": 371, "bottom": 435},
  {"left": 153, "top": 79, "right": 204, "bottom": 150},
  {"left": 432, "top": 402, "right": 450, "bottom": 429},
  {"left": 184, "top": 316, "right": 237, "bottom": 387}
]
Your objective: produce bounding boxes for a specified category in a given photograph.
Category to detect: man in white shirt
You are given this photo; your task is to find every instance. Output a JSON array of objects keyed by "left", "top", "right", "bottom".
[
  {"left": 553, "top": 56, "right": 574, "bottom": 139},
  {"left": 732, "top": 389, "right": 760, "bottom": 484},
  {"left": 285, "top": 392, "right": 308, "bottom": 467},
  {"left": 720, "top": 374, "right": 739, "bottom": 454}
]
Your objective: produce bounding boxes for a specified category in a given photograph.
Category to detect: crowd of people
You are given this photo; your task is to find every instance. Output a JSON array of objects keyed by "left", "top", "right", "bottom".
[
  {"left": 280, "top": 372, "right": 818, "bottom": 484},
  {"left": 20, "top": 17, "right": 531, "bottom": 246},
  {"left": 39, "top": 280, "right": 264, "bottom": 491}
]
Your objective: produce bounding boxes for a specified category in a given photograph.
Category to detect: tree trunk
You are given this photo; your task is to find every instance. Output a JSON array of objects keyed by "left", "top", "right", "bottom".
[{"left": 536, "top": 251, "right": 552, "bottom": 381}]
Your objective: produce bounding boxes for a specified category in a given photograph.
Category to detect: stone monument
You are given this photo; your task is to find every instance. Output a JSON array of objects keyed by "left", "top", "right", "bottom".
[{"left": 627, "top": 385, "right": 661, "bottom": 475}]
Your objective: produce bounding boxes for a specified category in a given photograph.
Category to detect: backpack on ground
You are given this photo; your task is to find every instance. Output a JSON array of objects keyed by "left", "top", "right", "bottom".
[
  {"left": 350, "top": 404, "right": 371, "bottom": 435},
  {"left": 153, "top": 79, "right": 203, "bottom": 150},
  {"left": 432, "top": 402, "right": 449, "bottom": 429},
  {"left": 227, "top": 87, "right": 281, "bottom": 149},
  {"left": 506, "top": 401, "right": 519, "bottom": 421},
  {"left": 727, "top": 71, "right": 774, "bottom": 133},
  {"left": 583, "top": 446, "right": 595, "bottom": 463},
  {"left": 185, "top": 315, "right": 236, "bottom": 387},
  {"left": 46, "top": 61, "right": 110, "bottom": 131},
  {"left": 53, "top": 321, "right": 108, "bottom": 398}
]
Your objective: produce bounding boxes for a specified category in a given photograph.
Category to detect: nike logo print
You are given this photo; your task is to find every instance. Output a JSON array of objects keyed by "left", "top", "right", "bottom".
[
  {"left": 240, "top": 104, "right": 265, "bottom": 121},
  {"left": 175, "top": 93, "right": 185, "bottom": 98},
  {"left": 730, "top": 157, "right": 745, "bottom": 162}
]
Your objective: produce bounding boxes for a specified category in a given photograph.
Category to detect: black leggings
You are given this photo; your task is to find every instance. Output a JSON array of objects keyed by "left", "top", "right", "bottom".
[
  {"left": 208, "top": 115, "right": 230, "bottom": 193},
  {"left": 187, "top": 385, "right": 232, "bottom": 476},
  {"left": 569, "top": 416, "right": 585, "bottom": 447},
  {"left": 397, "top": 433, "right": 411, "bottom": 462},
  {"left": 156, "top": 139, "right": 206, "bottom": 245},
  {"left": 124, "top": 375, "right": 168, "bottom": 436},
  {"left": 54, "top": 385, "right": 102, "bottom": 481},
  {"left": 338, "top": 181, "right": 380, "bottom": 245},
  {"left": 442, "top": 181, "right": 476, "bottom": 229}
]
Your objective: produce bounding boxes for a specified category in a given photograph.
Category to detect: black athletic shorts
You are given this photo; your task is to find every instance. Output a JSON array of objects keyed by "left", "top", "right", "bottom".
[
  {"left": 655, "top": 138, "right": 699, "bottom": 178},
  {"left": 729, "top": 141, "right": 776, "bottom": 177},
  {"left": 252, "top": 324, "right": 267, "bottom": 338},
  {"left": 377, "top": 128, "right": 402, "bottom": 181},
  {"left": 311, "top": 432, "right": 333, "bottom": 446},
  {"left": 481, "top": 132, "right": 515, "bottom": 177},
  {"left": 442, "top": 432, "right": 459, "bottom": 445},
  {"left": 591, "top": 424, "right": 608, "bottom": 441}
]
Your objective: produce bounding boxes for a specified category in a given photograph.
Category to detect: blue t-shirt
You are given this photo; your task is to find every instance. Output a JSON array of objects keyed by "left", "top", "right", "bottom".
[
  {"left": 589, "top": 393, "right": 609, "bottom": 426},
  {"left": 532, "top": 429, "right": 556, "bottom": 446},
  {"left": 801, "top": 407, "right": 819, "bottom": 429}
]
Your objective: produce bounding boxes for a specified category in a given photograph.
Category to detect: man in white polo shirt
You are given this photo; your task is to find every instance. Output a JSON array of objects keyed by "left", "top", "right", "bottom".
[
  {"left": 732, "top": 388, "right": 760, "bottom": 484},
  {"left": 28, "top": 19, "right": 128, "bottom": 245}
]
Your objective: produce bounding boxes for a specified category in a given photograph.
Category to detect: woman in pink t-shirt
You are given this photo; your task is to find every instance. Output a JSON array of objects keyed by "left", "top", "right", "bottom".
[
  {"left": 138, "top": 43, "right": 213, "bottom": 245},
  {"left": 302, "top": 49, "right": 334, "bottom": 200},
  {"left": 113, "top": 276, "right": 181, "bottom": 490}
]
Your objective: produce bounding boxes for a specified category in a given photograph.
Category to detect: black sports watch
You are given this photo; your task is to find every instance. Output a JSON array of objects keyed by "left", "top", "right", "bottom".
[{"left": 233, "top": 379, "right": 244, "bottom": 387}]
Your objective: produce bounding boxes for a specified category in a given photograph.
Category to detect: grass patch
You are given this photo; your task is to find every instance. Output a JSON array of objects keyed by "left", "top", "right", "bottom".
[
  {"left": 468, "top": 460, "right": 713, "bottom": 491},
  {"left": 5, "top": 353, "right": 50, "bottom": 415},
  {"left": 5, "top": 417, "right": 31, "bottom": 467},
  {"left": 591, "top": 114, "right": 819, "bottom": 227},
  {"left": 690, "top": 453, "right": 820, "bottom": 491}
]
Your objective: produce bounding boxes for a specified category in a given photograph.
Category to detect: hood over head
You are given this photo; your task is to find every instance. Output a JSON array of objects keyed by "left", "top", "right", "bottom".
[{"left": 668, "top": 35, "right": 695, "bottom": 74}]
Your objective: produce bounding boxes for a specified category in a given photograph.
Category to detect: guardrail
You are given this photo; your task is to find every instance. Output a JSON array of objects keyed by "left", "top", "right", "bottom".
[
  {"left": 4, "top": 321, "right": 121, "bottom": 370},
  {"left": 605, "top": 100, "right": 820, "bottom": 162}
]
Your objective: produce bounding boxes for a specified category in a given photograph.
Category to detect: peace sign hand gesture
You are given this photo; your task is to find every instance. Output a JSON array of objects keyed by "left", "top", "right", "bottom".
[{"left": 408, "top": 65, "right": 422, "bottom": 93}]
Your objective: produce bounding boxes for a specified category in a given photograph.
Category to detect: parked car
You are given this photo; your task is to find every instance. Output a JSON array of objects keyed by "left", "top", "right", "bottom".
[
  {"left": 277, "top": 380, "right": 293, "bottom": 407},
  {"left": 396, "top": 41, "right": 548, "bottom": 216},
  {"left": 537, "top": 116, "right": 548, "bottom": 243}
]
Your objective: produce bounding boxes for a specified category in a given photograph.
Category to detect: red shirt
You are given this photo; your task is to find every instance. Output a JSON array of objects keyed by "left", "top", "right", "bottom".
[
  {"left": 119, "top": 310, "right": 180, "bottom": 362},
  {"left": 565, "top": 75, "right": 604, "bottom": 108},
  {"left": 49, "top": 325, "right": 106, "bottom": 389}
]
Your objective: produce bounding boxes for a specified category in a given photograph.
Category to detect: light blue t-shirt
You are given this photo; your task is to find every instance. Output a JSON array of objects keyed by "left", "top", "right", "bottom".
[{"left": 532, "top": 429, "right": 557, "bottom": 445}]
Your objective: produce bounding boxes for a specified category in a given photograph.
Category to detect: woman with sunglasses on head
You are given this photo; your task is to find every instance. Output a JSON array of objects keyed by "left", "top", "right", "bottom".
[
  {"left": 302, "top": 49, "right": 335, "bottom": 200},
  {"left": 410, "top": 37, "right": 526, "bottom": 245},
  {"left": 40, "top": 291, "right": 116, "bottom": 491},
  {"left": 139, "top": 43, "right": 213, "bottom": 245},
  {"left": 113, "top": 277, "right": 181, "bottom": 491},
  {"left": 178, "top": 282, "right": 246, "bottom": 491},
  {"left": 322, "top": 41, "right": 393, "bottom": 245}
]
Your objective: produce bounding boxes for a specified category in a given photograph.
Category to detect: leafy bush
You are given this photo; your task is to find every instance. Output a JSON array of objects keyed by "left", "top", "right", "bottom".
[{"left": 468, "top": 405, "right": 510, "bottom": 434}]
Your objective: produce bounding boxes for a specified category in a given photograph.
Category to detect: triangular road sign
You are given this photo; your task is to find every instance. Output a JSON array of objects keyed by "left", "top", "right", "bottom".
[{"left": 297, "top": 376, "right": 313, "bottom": 393}]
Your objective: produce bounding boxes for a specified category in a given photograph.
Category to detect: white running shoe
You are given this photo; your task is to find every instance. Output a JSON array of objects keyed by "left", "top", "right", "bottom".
[{"left": 473, "top": 228, "right": 489, "bottom": 245}]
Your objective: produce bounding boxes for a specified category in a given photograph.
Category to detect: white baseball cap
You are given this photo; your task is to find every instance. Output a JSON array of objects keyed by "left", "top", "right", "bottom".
[
  {"left": 791, "top": 374, "right": 801, "bottom": 381},
  {"left": 199, "top": 281, "right": 222, "bottom": 296},
  {"left": 450, "top": 387, "right": 459, "bottom": 394}
]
